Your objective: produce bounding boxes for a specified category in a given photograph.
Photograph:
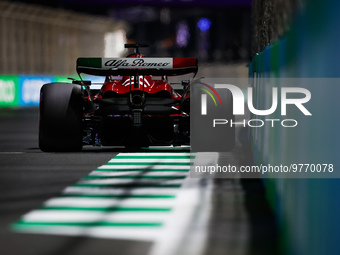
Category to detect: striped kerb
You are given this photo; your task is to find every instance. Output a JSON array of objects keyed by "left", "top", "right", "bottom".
[{"left": 11, "top": 151, "right": 193, "bottom": 241}]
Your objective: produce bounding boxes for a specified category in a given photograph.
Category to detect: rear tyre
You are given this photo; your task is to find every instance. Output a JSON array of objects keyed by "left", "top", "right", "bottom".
[{"left": 39, "top": 83, "right": 83, "bottom": 152}]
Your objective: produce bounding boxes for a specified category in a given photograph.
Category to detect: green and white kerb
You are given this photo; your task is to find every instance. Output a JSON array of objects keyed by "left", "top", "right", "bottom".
[{"left": 12, "top": 152, "right": 193, "bottom": 241}]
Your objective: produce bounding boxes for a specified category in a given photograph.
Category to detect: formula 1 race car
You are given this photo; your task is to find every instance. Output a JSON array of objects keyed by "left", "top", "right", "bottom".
[{"left": 39, "top": 44, "right": 197, "bottom": 151}]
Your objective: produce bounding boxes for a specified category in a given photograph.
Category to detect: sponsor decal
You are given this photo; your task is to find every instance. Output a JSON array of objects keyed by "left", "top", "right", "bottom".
[
  {"left": 0, "top": 80, "right": 16, "bottom": 104},
  {"left": 103, "top": 58, "right": 173, "bottom": 69},
  {"left": 20, "top": 77, "right": 53, "bottom": 106},
  {"left": 0, "top": 76, "right": 19, "bottom": 107}
]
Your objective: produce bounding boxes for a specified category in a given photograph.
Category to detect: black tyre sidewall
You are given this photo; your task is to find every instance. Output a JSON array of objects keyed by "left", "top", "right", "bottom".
[{"left": 39, "top": 83, "right": 83, "bottom": 152}]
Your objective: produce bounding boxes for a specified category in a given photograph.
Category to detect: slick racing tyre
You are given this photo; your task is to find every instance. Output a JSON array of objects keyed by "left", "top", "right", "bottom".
[{"left": 39, "top": 83, "right": 83, "bottom": 152}]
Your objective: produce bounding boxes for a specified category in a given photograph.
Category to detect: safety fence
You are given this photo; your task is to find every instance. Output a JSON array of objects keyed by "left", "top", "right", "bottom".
[{"left": 249, "top": 0, "right": 340, "bottom": 254}]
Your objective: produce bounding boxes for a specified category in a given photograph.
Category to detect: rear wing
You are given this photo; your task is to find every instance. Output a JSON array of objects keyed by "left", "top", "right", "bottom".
[{"left": 76, "top": 58, "right": 198, "bottom": 76}]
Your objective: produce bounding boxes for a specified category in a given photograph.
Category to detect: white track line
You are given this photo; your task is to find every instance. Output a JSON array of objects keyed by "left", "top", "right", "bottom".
[
  {"left": 44, "top": 197, "right": 176, "bottom": 208},
  {"left": 97, "top": 165, "right": 190, "bottom": 170},
  {"left": 22, "top": 211, "right": 169, "bottom": 223},
  {"left": 88, "top": 171, "right": 188, "bottom": 177},
  {"left": 63, "top": 187, "right": 180, "bottom": 196},
  {"left": 0, "top": 152, "right": 24, "bottom": 154},
  {"left": 109, "top": 159, "right": 191, "bottom": 163},
  {"left": 13, "top": 226, "right": 161, "bottom": 241},
  {"left": 77, "top": 179, "right": 183, "bottom": 185},
  {"left": 116, "top": 153, "right": 191, "bottom": 156}
]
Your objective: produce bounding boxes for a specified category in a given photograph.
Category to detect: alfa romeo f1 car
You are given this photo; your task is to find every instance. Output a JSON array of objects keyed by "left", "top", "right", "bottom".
[{"left": 39, "top": 44, "right": 197, "bottom": 151}]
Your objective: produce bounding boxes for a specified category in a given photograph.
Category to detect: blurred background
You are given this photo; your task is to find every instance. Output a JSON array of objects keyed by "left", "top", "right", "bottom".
[
  {"left": 0, "top": 0, "right": 252, "bottom": 107},
  {"left": 0, "top": 0, "right": 252, "bottom": 76}
]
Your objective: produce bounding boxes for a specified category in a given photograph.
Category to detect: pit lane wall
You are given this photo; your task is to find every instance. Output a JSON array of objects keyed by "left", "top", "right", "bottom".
[
  {"left": 0, "top": 76, "right": 73, "bottom": 107},
  {"left": 249, "top": 0, "right": 340, "bottom": 254}
]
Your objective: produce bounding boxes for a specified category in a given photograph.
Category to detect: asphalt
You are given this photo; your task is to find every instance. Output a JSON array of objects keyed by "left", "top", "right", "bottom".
[
  {"left": 0, "top": 107, "right": 278, "bottom": 255},
  {"left": 0, "top": 107, "right": 152, "bottom": 255}
]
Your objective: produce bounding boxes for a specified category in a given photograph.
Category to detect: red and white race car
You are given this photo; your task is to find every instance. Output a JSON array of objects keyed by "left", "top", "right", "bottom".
[{"left": 39, "top": 44, "right": 197, "bottom": 151}]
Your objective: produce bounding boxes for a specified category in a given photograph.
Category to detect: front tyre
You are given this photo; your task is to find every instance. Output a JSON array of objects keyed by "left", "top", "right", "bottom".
[{"left": 39, "top": 83, "right": 83, "bottom": 152}]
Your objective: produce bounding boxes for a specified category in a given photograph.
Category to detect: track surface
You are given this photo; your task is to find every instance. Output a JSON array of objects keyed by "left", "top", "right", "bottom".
[
  {"left": 0, "top": 107, "right": 277, "bottom": 255},
  {"left": 0, "top": 108, "right": 153, "bottom": 255}
]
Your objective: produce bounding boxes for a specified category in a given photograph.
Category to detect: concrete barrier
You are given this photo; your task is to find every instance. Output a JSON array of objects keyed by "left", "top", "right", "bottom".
[{"left": 249, "top": 0, "right": 340, "bottom": 254}]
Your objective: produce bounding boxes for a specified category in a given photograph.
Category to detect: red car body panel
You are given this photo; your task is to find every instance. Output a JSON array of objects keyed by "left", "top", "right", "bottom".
[{"left": 98, "top": 76, "right": 180, "bottom": 100}]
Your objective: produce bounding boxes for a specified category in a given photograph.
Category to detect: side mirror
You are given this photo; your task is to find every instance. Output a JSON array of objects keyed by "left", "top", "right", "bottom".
[
  {"left": 181, "top": 80, "right": 190, "bottom": 89},
  {"left": 71, "top": 80, "right": 91, "bottom": 85}
]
